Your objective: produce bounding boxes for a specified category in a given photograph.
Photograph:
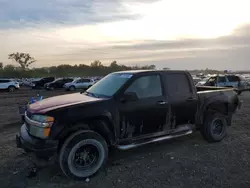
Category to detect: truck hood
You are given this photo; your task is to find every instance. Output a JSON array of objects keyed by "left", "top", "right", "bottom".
[{"left": 28, "top": 93, "right": 104, "bottom": 113}]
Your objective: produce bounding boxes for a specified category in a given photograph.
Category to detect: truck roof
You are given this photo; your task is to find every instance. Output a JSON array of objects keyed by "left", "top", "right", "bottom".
[{"left": 115, "top": 69, "right": 187, "bottom": 74}]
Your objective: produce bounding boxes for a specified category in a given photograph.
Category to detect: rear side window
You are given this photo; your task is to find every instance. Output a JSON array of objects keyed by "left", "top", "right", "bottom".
[
  {"left": 166, "top": 73, "right": 192, "bottom": 95},
  {"left": 0, "top": 80, "right": 10, "bottom": 83},
  {"left": 227, "top": 75, "right": 240, "bottom": 82}
]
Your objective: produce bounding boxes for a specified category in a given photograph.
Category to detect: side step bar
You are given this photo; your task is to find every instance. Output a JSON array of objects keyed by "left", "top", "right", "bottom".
[{"left": 116, "top": 130, "right": 193, "bottom": 150}]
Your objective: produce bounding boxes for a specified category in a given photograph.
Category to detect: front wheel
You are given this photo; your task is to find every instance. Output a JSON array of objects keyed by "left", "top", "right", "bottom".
[
  {"left": 8, "top": 86, "right": 16, "bottom": 92},
  {"left": 59, "top": 131, "right": 108, "bottom": 180},
  {"left": 201, "top": 112, "right": 228, "bottom": 142},
  {"left": 69, "top": 86, "right": 76, "bottom": 91}
]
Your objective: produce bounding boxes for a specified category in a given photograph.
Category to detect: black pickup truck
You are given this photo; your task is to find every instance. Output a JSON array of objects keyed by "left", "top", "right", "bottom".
[{"left": 16, "top": 70, "right": 241, "bottom": 180}]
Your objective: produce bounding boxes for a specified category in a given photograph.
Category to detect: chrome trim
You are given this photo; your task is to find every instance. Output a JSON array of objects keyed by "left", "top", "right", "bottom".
[
  {"left": 24, "top": 112, "right": 50, "bottom": 127},
  {"left": 117, "top": 130, "right": 193, "bottom": 150}
]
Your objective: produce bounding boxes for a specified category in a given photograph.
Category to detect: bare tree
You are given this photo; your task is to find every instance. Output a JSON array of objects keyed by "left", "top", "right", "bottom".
[
  {"left": 0, "top": 62, "right": 3, "bottom": 69},
  {"left": 8, "top": 52, "right": 36, "bottom": 69},
  {"left": 90, "top": 60, "right": 103, "bottom": 67}
]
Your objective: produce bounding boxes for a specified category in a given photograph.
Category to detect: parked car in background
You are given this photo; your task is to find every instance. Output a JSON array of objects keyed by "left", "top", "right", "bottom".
[
  {"left": 15, "top": 79, "right": 25, "bottom": 86},
  {"left": 0, "top": 79, "right": 20, "bottom": 92},
  {"left": 64, "top": 78, "right": 96, "bottom": 91},
  {"left": 31, "top": 77, "right": 55, "bottom": 89},
  {"left": 203, "top": 74, "right": 250, "bottom": 94},
  {"left": 45, "top": 78, "right": 74, "bottom": 90}
]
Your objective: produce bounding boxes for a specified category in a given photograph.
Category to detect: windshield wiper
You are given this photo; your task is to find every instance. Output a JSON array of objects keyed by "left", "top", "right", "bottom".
[{"left": 84, "top": 91, "right": 99, "bottom": 98}]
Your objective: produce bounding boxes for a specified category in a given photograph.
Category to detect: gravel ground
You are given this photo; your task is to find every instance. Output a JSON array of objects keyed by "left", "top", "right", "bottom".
[{"left": 0, "top": 88, "right": 250, "bottom": 188}]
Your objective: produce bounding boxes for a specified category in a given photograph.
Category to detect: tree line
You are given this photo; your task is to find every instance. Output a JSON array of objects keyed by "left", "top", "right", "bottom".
[{"left": 0, "top": 52, "right": 156, "bottom": 78}]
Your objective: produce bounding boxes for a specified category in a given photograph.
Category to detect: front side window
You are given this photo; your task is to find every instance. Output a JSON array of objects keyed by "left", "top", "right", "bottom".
[
  {"left": 218, "top": 76, "right": 226, "bottom": 83},
  {"left": 82, "top": 79, "right": 90, "bottom": 83},
  {"left": 125, "top": 75, "right": 162, "bottom": 99},
  {"left": 76, "top": 79, "right": 83, "bottom": 83}
]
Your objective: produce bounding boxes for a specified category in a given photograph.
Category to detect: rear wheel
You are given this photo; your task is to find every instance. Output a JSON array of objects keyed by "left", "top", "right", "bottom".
[
  {"left": 201, "top": 112, "right": 227, "bottom": 142},
  {"left": 8, "top": 86, "right": 16, "bottom": 92},
  {"left": 59, "top": 131, "right": 108, "bottom": 180}
]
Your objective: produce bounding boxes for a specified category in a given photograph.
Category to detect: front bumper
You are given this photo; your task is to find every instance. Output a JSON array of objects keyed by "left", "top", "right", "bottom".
[{"left": 16, "top": 124, "right": 58, "bottom": 158}]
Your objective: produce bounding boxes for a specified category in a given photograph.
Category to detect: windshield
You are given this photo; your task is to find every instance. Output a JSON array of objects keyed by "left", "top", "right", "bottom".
[
  {"left": 72, "top": 78, "right": 80, "bottom": 83},
  {"left": 53, "top": 78, "right": 63, "bottom": 83},
  {"left": 207, "top": 77, "right": 216, "bottom": 82},
  {"left": 86, "top": 73, "right": 133, "bottom": 97}
]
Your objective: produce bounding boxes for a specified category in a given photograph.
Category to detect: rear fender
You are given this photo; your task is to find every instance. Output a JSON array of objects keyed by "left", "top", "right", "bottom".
[{"left": 202, "top": 101, "right": 231, "bottom": 126}]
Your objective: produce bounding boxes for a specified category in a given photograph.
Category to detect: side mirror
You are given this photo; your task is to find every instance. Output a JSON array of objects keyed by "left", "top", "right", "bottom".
[{"left": 122, "top": 92, "right": 138, "bottom": 102}]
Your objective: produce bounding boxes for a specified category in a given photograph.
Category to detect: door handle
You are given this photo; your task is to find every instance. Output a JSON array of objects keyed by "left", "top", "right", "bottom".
[
  {"left": 157, "top": 101, "right": 167, "bottom": 105},
  {"left": 187, "top": 97, "right": 196, "bottom": 101}
]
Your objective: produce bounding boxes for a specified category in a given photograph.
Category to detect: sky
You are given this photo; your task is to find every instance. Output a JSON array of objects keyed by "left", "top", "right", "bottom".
[{"left": 0, "top": 0, "right": 250, "bottom": 70}]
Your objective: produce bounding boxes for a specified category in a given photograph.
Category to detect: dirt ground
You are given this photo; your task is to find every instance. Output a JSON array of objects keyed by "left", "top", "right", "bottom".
[{"left": 0, "top": 88, "right": 250, "bottom": 188}]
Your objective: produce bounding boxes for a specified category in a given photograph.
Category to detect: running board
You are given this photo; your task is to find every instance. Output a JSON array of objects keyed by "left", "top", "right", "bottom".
[{"left": 116, "top": 130, "right": 193, "bottom": 151}]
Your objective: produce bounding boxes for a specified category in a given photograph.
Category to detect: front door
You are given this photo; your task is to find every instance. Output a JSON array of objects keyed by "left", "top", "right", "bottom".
[
  {"left": 216, "top": 76, "right": 227, "bottom": 87},
  {"left": 118, "top": 74, "right": 170, "bottom": 139}
]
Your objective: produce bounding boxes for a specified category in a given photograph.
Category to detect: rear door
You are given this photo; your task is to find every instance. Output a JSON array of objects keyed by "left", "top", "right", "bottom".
[
  {"left": 164, "top": 73, "right": 198, "bottom": 127},
  {"left": 0, "top": 80, "right": 5, "bottom": 89}
]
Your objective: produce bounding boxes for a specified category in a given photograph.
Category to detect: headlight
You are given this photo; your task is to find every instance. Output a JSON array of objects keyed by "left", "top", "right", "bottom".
[
  {"left": 26, "top": 114, "right": 54, "bottom": 139},
  {"left": 31, "top": 114, "right": 54, "bottom": 125}
]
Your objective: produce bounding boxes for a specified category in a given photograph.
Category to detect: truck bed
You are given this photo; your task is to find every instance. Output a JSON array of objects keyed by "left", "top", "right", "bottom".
[
  {"left": 196, "top": 86, "right": 236, "bottom": 92},
  {"left": 196, "top": 86, "right": 239, "bottom": 114}
]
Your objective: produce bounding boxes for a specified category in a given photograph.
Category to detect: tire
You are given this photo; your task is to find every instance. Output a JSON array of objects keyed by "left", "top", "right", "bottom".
[
  {"left": 69, "top": 86, "right": 76, "bottom": 91},
  {"left": 201, "top": 112, "right": 228, "bottom": 142},
  {"left": 8, "top": 86, "right": 16, "bottom": 92},
  {"left": 59, "top": 130, "right": 108, "bottom": 180}
]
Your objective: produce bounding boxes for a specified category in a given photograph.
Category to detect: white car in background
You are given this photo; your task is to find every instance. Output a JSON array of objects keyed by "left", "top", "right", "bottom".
[
  {"left": 0, "top": 79, "right": 20, "bottom": 92},
  {"left": 64, "top": 78, "right": 96, "bottom": 91}
]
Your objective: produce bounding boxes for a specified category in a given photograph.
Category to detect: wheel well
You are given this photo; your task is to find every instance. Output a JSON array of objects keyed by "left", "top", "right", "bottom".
[
  {"left": 204, "top": 102, "right": 231, "bottom": 125},
  {"left": 8, "top": 85, "right": 15, "bottom": 88},
  {"left": 57, "top": 117, "right": 115, "bottom": 151}
]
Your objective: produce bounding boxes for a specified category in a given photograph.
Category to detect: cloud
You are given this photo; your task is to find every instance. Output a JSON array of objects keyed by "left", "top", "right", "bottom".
[
  {"left": 1, "top": 23, "right": 250, "bottom": 70},
  {"left": 0, "top": 0, "right": 160, "bottom": 28},
  {"left": 43, "top": 23, "right": 250, "bottom": 70},
  {"left": 0, "top": 0, "right": 250, "bottom": 70}
]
